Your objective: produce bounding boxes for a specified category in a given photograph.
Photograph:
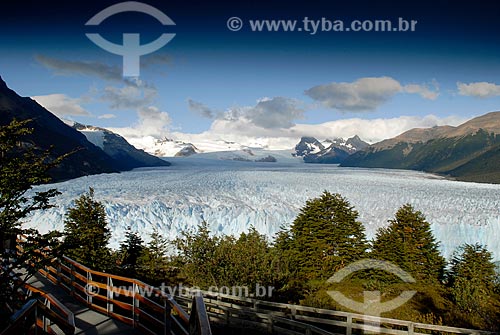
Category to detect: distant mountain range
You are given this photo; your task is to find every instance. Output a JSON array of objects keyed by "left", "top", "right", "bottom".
[
  {"left": 293, "top": 135, "right": 369, "bottom": 163},
  {"left": 4, "top": 74, "right": 499, "bottom": 184},
  {"left": 341, "top": 112, "right": 500, "bottom": 183},
  {"left": 0, "top": 76, "right": 168, "bottom": 182},
  {"left": 148, "top": 138, "right": 202, "bottom": 157},
  {"left": 71, "top": 122, "right": 170, "bottom": 170}
]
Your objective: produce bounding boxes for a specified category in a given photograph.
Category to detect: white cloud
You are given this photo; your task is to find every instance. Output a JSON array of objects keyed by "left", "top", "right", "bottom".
[
  {"left": 231, "top": 97, "right": 305, "bottom": 129},
  {"left": 189, "top": 97, "right": 304, "bottom": 129},
  {"left": 305, "top": 77, "right": 439, "bottom": 111},
  {"left": 160, "top": 114, "right": 470, "bottom": 151},
  {"left": 109, "top": 106, "right": 171, "bottom": 139},
  {"left": 32, "top": 94, "right": 90, "bottom": 117},
  {"left": 403, "top": 82, "right": 439, "bottom": 100},
  {"left": 35, "top": 54, "right": 139, "bottom": 86},
  {"left": 457, "top": 81, "right": 500, "bottom": 98},
  {"left": 100, "top": 84, "right": 157, "bottom": 110},
  {"left": 188, "top": 99, "right": 216, "bottom": 118},
  {"left": 98, "top": 113, "right": 117, "bottom": 119}
]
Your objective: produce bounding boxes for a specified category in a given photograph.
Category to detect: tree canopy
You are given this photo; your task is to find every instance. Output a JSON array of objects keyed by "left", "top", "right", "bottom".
[
  {"left": 0, "top": 119, "right": 63, "bottom": 317},
  {"left": 63, "top": 187, "right": 111, "bottom": 271}
]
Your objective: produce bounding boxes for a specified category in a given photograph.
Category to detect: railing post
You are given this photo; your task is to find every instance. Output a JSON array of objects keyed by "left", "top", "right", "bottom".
[
  {"left": 267, "top": 315, "right": 274, "bottom": 333},
  {"left": 253, "top": 300, "right": 259, "bottom": 310},
  {"left": 107, "top": 277, "right": 113, "bottom": 314},
  {"left": 164, "top": 298, "right": 171, "bottom": 335},
  {"left": 132, "top": 282, "right": 139, "bottom": 327},
  {"left": 34, "top": 302, "right": 39, "bottom": 335},
  {"left": 44, "top": 298, "right": 50, "bottom": 332},
  {"left": 87, "top": 271, "right": 92, "bottom": 306},
  {"left": 70, "top": 263, "right": 75, "bottom": 295},
  {"left": 56, "top": 261, "right": 61, "bottom": 284},
  {"left": 346, "top": 314, "right": 352, "bottom": 335},
  {"left": 408, "top": 322, "right": 414, "bottom": 335}
]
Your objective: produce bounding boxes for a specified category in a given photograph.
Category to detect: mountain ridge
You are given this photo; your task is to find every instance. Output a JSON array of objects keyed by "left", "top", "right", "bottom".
[
  {"left": 0, "top": 76, "right": 168, "bottom": 182},
  {"left": 72, "top": 122, "right": 170, "bottom": 170},
  {"left": 341, "top": 112, "right": 500, "bottom": 183},
  {"left": 293, "top": 135, "right": 369, "bottom": 164}
]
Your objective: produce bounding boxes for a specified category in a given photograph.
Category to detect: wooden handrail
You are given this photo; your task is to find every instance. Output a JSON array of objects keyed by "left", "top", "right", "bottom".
[
  {"left": 189, "top": 295, "right": 212, "bottom": 335},
  {"left": 177, "top": 288, "right": 499, "bottom": 335},
  {"left": 17, "top": 235, "right": 210, "bottom": 335},
  {"left": 24, "top": 283, "right": 76, "bottom": 329},
  {"left": 17, "top": 232, "right": 211, "bottom": 335},
  {"left": 1, "top": 297, "right": 75, "bottom": 335}
]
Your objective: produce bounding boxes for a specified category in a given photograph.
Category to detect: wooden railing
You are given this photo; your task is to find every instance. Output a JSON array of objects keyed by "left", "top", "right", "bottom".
[
  {"left": 15, "top": 234, "right": 211, "bottom": 335},
  {"left": 177, "top": 288, "right": 499, "bottom": 335},
  {"left": 1, "top": 284, "right": 75, "bottom": 335},
  {"left": 35, "top": 255, "right": 211, "bottom": 335}
]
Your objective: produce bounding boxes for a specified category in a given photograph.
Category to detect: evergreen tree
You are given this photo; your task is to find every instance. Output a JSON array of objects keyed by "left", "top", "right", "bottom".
[
  {"left": 227, "top": 227, "right": 275, "bottom": 290},
  {"left": 174, "top": 221, "right": 220, "bottom": 288},
  {"left": 63, "top": 187, "right": 111, "bottom": 271},
  {"left": 287, "top": 191, "right": 368, "bottom": 280},
  {"left": 137, "top": 228, "right": 172, "bottom": 284},
  {"left": 371, "top": 204, "right": 445, "bottom": 282},
  {"left": 119, "top": 227, "right": 145, "bottom": 272},
  {"left": 449, "top": 243, "right": 496, "bottom": 288},
  {"left": 448, "top": 243, "right": 497, "bottom": 314},
  {"left": 0, "top": 119, "right": 63, "bottom": 317}
]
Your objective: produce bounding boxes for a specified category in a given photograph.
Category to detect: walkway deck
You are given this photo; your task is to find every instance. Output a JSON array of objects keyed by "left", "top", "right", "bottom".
[{"left": 26, "top": 272, "right": 140, "bottom": 335}]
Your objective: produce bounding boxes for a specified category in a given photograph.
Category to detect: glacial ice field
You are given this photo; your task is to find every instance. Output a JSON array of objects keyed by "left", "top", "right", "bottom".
[{"left": 26, "top": 157, "right": 500, "bottom": 261}]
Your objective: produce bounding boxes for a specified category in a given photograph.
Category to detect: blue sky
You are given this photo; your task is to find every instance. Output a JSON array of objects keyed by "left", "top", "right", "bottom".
[{"left": 1, "top": 0, "right": 500, "bottom": 148}]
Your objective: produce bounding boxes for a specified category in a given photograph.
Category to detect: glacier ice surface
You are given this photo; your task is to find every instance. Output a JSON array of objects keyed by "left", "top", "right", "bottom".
[{"left": 26, "top": 158, "right": 500, "bottom": 261}]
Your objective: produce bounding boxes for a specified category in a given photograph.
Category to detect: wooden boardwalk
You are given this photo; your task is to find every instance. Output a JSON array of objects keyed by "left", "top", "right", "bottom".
[{"left": 26, "top": 272, "right": 140, "bottom": 335}]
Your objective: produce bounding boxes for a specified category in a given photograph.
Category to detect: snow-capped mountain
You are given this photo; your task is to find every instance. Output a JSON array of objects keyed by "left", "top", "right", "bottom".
[
  {"left": 0, "top": 76, "right": 168, "bottom": 181},
  {"left": 143, "top": 138, "right": 197, "bottom": 157},
  {"left": 324, "top": 135, "right": 369, "bottom": 154},
  {"left": 192, "top": 148, "right": 301, "bottom": 163},
  {"left": 133, "top": 137, "right": 268, "bottom": 157},
  {"left": 293, "top": 135, "right": 369, "bottom": 164},
  {"left": 174, "top": 143, "right": 201, "bottom": 157},
  {"left": 293, "top": 137, "right": 325, "bottom": 157},
  {"left": 72, "top": 123, "right": 170, "bottom": 170}
]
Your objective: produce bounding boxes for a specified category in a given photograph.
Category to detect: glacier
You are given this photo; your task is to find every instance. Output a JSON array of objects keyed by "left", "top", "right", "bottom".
[{"left": 25, "top": 157, "right": 500, "bottom": 261}]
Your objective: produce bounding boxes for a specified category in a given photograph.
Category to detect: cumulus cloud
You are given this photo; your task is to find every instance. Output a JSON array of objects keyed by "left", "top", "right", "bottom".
[
  {"left": 32, "top": 94, "right": 90, "bottom": 117},
  {"left": 188, "top": 99, "right": 216, "bottom": 118},
  {"left": 100, "top": 84, "right": 157, "bottom": 110},
  {"left": 457, "top": 81, "right": 500, "bottom": 98},
  {"left": 305, "top": 77, "right": 439, "bottom": 111},
  {"left": 403, "top": 81, "right": 439, "bottom": 100},
  {"left": 189, "top": 97, "right": 304, "bottom": 129},
  {"left": 242, "top": 97, "right": 305, "bottom": 129},
  {"left": 35, "top": 54, "right": 125, "bottom": 83},
  {"left": 305, "top": 77, "right": 402, "bottom": 111},
  {"left": 167, "top": 114, "right": 469, "bottom": 150},
  {"left": 110, "top": 106, "right": 171, "bottom": 139}
]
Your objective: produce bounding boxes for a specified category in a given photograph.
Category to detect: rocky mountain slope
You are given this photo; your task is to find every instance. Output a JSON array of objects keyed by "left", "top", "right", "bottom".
[
  {"left": 293, "top": 135, "right": 369, "bottom": 163},
  {"left": 341, "top": 112, "right": 500, "bottom": 183},
  {"left": 0, "top": 76, "right": 168, "bottom": 182},
  {"left": 72, "top": 123, "right": 170, "bottom": 170}
]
